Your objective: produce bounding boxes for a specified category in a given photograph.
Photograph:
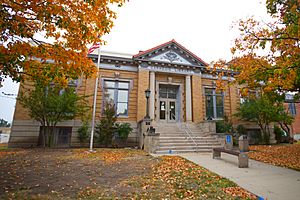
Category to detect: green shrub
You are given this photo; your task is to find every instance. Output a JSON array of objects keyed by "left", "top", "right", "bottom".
[
  {"left": 216, "top": 121, "right": 225, "bottom": 133},
  {"left": 274, "top": 125, "right": 285, "bottom": 143},
  {"left": 216, "top": 116, "right": 233, "bottom": 133},
  {"left": 236, "top": 124, "right": 247, "bottom": 136},
  {"left": 95, "top": 102, "right": 133, "bottom": 147},
  {"left": 95, "top": 102, "right": 117, "bottom": 146},
  {"left": 116, "top": 123, "right": 133, "bottom": 140},
  {"left": 77, "top": 122, "right": 89, "bottom": 143},
  {"left": 112, "top": 123, "right": 133, "bottom": 147}
]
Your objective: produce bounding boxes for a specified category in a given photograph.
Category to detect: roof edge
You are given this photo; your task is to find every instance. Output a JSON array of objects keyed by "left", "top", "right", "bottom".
[{"left": 133, "top": 39, "right": 208, "bottom": 66}]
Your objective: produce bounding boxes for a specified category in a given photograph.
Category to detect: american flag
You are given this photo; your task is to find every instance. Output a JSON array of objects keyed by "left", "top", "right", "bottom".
[{"left": 88, "top": 42, "right": 100, "bottom": 54}]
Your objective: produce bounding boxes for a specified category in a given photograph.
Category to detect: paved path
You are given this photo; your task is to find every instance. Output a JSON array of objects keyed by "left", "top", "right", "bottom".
[{"left": 177, "top": 153, "right": 300, "bottom": 200}]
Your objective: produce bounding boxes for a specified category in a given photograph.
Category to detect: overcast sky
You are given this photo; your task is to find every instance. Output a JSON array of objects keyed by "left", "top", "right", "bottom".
[{"left": 0, "top": 0, "right": 269, "bottom": 123}]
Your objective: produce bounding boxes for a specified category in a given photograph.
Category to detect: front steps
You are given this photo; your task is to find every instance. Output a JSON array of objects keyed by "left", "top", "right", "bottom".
[{"left": 154, "top": 123, "right": 222, "bottom": 154}]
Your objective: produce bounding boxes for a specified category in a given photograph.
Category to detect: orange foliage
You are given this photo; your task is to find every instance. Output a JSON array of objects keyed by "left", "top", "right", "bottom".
[
  {"left": 223, "top": 186, "right": 257, "bottom": 199},
  {"left": 0, "top": 149, "right": 24, "bottom": 158},
  {"left": 68, "top": 148, "right": 147, "bottom": 164},
  {"left": 249, "top": 144, "right": 300, "bottom": 170},
  {"left": 124, "top": 156, "right": 257, "bottom": 199},
  {"left": 229, "top": 0, "right": 300, "bottom": 93},
  {"left": 209, "top": 59, "right": 230, "bottom": 91},
  {"left": 213, "top": 1, "right": 299, "bottom": 93},
  {"left": 0, "top": 0, "right": 126, "bottom": 86}
]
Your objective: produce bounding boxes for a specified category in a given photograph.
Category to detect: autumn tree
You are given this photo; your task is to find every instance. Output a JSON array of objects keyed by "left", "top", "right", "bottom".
[
  {"left": 229, "top": 0, "right": 299, "bottom": 94},
  {"left": 18, "top": 81, "right": 88, "bottom": 147},
  {"left": 235, "top": 94, "right": 294, "bottom": 144},
  {"left": 235, "top": 96, "right": 275, "bottom": 144},
  {"left": 0, "top": 0, "right": 126, "bottom": 86}
]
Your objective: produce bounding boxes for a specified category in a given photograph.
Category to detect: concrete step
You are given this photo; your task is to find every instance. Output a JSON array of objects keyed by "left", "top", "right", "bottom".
[
  {"left": 158, "top": 137, "right": 219, "bottom": 143},
  {"left": 158, "top": 141, "right": 219, "bottom": 145},
  {"left": 159, "top": 136, "right": 218, "bottom": 140},
  {"left": 158, "top": 138, "right": 219, "bottom": 143},
  {"left": 155, "top": 147, "right": 222, "bottom": 154},
  {"left": 155, "top": 147, "right": 220, "bottom": 154},
  {"left": 158, "top": 142, "right": 220, "bottom": 147},
  {"left": 158, "top": 132, "right": 213, "bottom": 136},
  {"left": 158, "top": 138, "right": 220, "bottom": 142},
  {"left": 157, "top": 145, "right": 221, "bottom": 151},
  {"left": 158, "top": 135, "right": 212, "bottom": 138},
  {"left": 152, "top": 122, "right": 220, "bottom": 154}
]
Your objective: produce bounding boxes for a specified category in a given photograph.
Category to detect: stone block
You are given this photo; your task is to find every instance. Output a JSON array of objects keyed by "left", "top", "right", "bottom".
[
  {"left": 238, "top": 135, "right": 249, "bottom": 152},
  {"left": 213, "top": 149, "right": 221, "bottom": 159},
  {"left": 238, "top": 153, "right": 249, "bottom": 168},
  {"left": 224, "top": 135, "right": 233, "bottom": 150}
]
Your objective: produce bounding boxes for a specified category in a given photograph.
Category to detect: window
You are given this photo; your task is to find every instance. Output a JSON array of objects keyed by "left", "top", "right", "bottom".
[
  {"left": 159, "top": 84, "right": 178, "bottom": 99},
  {"left": 56, "top": 79, "right": 78, "bottom": 95},
  {"left": 288, "top": 103, "right": 296, "bottom": 116},
  {"left": 205, "top": 88, "right": 224, "bottom": 119},
  {"left": 103, "top": 80, "right": 129, "bottom": 116},
  {"left": 239, "top": 89, "right": 258, "bottom": 104}
]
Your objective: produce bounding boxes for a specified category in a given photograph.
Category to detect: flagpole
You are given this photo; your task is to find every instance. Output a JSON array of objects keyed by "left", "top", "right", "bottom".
[{"left": 89, "top": 47, "right": 101, "bottom": 152}]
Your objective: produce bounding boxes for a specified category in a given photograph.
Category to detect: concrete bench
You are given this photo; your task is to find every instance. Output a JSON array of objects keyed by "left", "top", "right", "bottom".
[{"left": 213, "top": 147, "right": 249, "bottom": 168}]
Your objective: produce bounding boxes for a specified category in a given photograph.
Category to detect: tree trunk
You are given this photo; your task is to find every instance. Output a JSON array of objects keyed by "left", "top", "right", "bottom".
[
  {"left": 48, "top": 126, "right": 54, "bottom": 147},
  {"left": 266, "top": 123, "right": 271, "bottom": 144},
  {"left": 42, "top": 126, "right": 46, "bottom": 148}
]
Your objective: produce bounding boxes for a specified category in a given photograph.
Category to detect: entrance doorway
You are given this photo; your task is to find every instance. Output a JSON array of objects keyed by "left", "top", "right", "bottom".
[{"left": 158, "top": 84, "right": 179, "bottom": 122}]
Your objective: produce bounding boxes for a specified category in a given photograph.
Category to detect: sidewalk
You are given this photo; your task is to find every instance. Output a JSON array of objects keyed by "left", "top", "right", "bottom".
[{"left": 178, "top": 153, "right": 300, "bottom": 200}]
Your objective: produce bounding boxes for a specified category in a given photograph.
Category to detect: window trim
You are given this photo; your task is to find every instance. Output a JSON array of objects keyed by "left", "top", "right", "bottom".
[
  {"left": 102, "top": 78, "right": 131, "bottom": 117},
  {"left": 204, "top": 87, "right": 224, "bottom": 119}
]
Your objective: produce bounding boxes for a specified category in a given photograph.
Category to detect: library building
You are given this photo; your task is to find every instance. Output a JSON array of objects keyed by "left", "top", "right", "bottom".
[{"left": 9, "top": 40, "right": 270, "bottom": 153}]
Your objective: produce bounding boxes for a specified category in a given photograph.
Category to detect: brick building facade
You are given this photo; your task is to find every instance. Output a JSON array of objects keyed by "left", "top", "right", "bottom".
[{"left": 9, "top": 40, "right": 268, "bottom": 150}]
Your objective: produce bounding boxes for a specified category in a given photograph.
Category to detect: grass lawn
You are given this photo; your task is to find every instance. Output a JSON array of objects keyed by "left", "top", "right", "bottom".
[
  {"left": 0, "top": 143, "right": 8, "bottom": 150},
  {"left": 249, "top": 143, "right": 300, "bottom": 171},
  {"left": 0, "top": 148, "right": 256, "bottom": 199}
]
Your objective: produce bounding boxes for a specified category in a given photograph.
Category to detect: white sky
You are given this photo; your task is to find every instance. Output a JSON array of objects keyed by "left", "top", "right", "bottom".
[{"left": 0, "top": 0, "right": 269, "bottom": 123}]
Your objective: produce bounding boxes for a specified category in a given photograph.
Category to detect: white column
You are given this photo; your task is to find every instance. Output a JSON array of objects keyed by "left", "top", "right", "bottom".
[
  {"left": 185, "top": 75, "right": 192, "bottom": 122},
  {"left": 149, "top": 71, "right": 155, "bottom": 120}
]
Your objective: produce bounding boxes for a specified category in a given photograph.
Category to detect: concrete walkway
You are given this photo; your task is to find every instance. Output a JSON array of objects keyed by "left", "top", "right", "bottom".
[{"left": 177, "top": 153, "right": 300, "bottom": 200}]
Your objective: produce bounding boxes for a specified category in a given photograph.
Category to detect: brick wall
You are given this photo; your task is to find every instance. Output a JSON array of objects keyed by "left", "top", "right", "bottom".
[
  {"left": 284, "top": 102, "right": 300, "bottom": 135},
  {"left": 136, "top": 69, "right": 149, "bottom": 122},
  {"left": 191, "top": 75, "right": 203, "bottom": 123}
]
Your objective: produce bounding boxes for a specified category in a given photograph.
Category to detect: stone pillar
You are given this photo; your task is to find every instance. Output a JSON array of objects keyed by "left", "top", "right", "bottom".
[
  {"left": 149, "top": 71, "right": 155, "bottom": 120},
  {"left": 238, "top": 153, "right": 249, "bottom": 168},
  {"left": 185, "top": 75, "right": 192, "bottom": 122}
]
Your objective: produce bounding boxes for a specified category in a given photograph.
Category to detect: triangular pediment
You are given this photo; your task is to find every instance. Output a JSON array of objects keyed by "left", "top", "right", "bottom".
[
  {"left": 133, "top": 39, "right": 208, "bottom": 67},
  {"left": 150, "top": 50, "right": 192, "bottom": 65}
]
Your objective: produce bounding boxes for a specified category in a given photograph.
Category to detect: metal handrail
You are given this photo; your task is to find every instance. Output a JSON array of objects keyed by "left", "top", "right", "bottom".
[{"left": 177, "top": 122, "right": 198, "bottom": 147}]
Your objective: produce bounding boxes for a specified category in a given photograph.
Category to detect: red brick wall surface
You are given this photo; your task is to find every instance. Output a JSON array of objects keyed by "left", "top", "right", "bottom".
[{"left": 284, "top": 102, "right": 300, "bottom": 135}]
